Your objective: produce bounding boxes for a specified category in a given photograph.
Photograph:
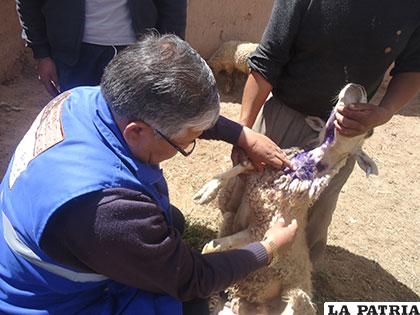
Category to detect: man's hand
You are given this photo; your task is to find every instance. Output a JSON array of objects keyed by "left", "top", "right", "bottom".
[
  {"left": 335, "top": 103, "right": 393, "bottom": 137},
  {"left": 37, "top": 57, "right": 60, "bottom": 97},
  {"left": 261, "top": 218, "right": 298, "bottom": 264},
  {"left": 235, "top": 127, "right": 292, "bottom": 171}
]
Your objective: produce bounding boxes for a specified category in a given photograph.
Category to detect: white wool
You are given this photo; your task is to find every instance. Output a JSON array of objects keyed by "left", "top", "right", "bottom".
[
  {"left": 194, "top": 84, "right": 377, "bottom": 315},
  {"left": 207, "top": 41, "right": 258, "bottom": 92}
]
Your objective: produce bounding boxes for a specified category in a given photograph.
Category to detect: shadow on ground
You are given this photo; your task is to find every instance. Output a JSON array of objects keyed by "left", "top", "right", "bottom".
[
  {"left": 313, "top": 245, "right": 419, "bottom": 314},
  {"left": 398, "top": 93, "right": 420, "bottom": 117},
  {"left": 217, "top": 72, "right": 246, "bottom": 104},
  {"left": 183, "top": 221, "right": 419, "bottom": 314},
  {"left": 183, "top": 218, "right": 218, "bottom": 251}
]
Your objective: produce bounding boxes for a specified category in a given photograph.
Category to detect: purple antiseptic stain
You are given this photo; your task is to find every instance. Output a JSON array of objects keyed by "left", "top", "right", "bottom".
[
  {"left": 323, "top": 109, "right": 337, "bottom": 145},
  {"left": 323, "top": 121, "right": 335, "bottom": 145},
  {"left": 282, "top": 128, "right": 335, "bottom": 183},
  {"left": 280, "top": 111, "right": 337, "bottom": 185},
  {"left": 284, "top": 151, "right": 316, "bottom": 181}
]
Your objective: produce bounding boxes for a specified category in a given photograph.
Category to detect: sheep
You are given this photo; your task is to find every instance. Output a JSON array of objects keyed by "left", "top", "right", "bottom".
[
  {"left": 207, "top": 41, "right": 258, "bottom": 93},
  {"left": 194, "top": 83, "right": 378, "bottom": 315}
]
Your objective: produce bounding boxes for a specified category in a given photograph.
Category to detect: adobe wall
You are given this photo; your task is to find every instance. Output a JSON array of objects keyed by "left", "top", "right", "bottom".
[
  {"left": 0, "top": 0, "right": 26, "bottom": 83},
  {"left": 186, "top": 0, "right": 273, "bottom": 59}
]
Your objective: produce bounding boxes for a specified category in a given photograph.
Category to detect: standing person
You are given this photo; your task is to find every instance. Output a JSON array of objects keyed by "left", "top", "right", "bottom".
[
  {"left": 16, "top": 0, "right": 187, "bottom": 96},
  {"left": 235, "top": 0, "right": 420, "bottom": 262},
  {"left": 0, "top": 34, "right": 297, "bottom": 315}
]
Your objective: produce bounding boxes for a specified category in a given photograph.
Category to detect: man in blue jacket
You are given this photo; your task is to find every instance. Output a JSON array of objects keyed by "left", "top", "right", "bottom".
[
  {"left": 16, "top": 0, "right": 187, "bottom": 96},
  {"left": 0, "top": 34, "right": 297, "bottom": 315}
]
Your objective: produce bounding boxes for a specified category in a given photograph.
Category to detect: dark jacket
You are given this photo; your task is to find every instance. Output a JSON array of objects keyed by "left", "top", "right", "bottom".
[
  {"left": 41, "top": 188, "right": 268, "bottom": 301},
  {"left": 16, "top": 0, "right": 187, "bottom": 65}
]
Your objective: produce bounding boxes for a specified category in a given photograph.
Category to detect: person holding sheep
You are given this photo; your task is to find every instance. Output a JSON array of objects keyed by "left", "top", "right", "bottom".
[
  {"left": 0, "top": 34, "right": 297, "bottom": 315},
  {"left": 235, "top": 0, "right": 420, "bottom": 262}
]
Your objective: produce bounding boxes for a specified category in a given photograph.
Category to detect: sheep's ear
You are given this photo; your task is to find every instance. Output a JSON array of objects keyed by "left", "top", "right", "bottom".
[
  {"left": 305, "top": 116, "right": 325, "bottom": 132},
  {"left": 355, "top": 149, "right": 378, "bottom": 177}
]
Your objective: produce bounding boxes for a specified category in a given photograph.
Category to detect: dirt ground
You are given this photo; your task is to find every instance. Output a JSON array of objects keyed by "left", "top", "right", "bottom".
[{"left": 0, "top": 62, "right": 419, "bottom": 313}]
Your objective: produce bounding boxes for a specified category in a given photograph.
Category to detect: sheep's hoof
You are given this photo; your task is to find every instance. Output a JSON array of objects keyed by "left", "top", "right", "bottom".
[
  {"left": 281, "top": 289, "right": 316, "bottom": 315},
  {"left": 202, "top": 240, "right": 222, "bottom": 254},
  {"left": 193, "top": 178, "right": 222, "bottom": 204}
]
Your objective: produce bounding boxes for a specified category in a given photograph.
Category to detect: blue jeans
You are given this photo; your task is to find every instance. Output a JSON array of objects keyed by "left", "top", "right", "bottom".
[{"left": 55, "top": 42, "right": 127, "bottom": 92}]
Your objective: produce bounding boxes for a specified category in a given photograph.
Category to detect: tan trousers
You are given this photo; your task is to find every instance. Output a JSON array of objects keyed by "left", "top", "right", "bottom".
[{"left": 253, "top": 97, "right": 355, "bottom": 262}]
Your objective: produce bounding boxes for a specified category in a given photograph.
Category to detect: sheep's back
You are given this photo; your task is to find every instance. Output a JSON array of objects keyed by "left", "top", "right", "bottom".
[{"left": 233, "top": 43, "right": 258, "bottom": 74}]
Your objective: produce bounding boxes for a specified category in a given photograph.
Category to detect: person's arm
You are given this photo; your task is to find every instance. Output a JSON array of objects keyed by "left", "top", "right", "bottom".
[
  {"left": 16, "top": 0, "right": 60, "bottom": 96},
  {"left": 335, "top": 25, "right": 420, "bottom": 137},
  {"left": 154, "top": 0, "right": 187, "bottom": 39},
  {"left": 379, "top": 24, "right": 420, "bottom": 114},
  {"left": 380, "top": 72, "right": 420, "bottom": 113},
  {"left": 379, "top": 72, "right": 420, "bottom": 115},
  {"left": 200, "top": 115, "right": 243, "bottom": 144},
  {"left": 40, "top": 188, "right": 296, "bottom": 300},
  {"left": 226, "top": 0, "right": 307, "bottom": 168},
  {"left": 335, "top": 72, "right": 420, "bottom": 137},
  {"left": 241, "top": 0, "right": 308, "bottom": 128},
  {"left": 16, "top": 0, "right": 50, "bottom": 59},
  {"left": 239, "top": 70, "right": 273, "bottom": 128},
  {"left": 201, "top": 115, "right": 292, "bottom": 169}
]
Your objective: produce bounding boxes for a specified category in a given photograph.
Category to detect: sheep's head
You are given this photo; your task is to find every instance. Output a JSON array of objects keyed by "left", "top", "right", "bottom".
[
  {"left": 286, "top": 84, "right": 377, "bottom": 184},
  {"left": 320, "top": 84, "right": 368, "bottom": 155}
]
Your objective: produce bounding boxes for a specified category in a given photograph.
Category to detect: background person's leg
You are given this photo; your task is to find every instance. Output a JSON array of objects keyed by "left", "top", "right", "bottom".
[
  {"left": 306, "top": 157, "right": 356, "bottom": 263},
  {"left": 55, "top": 43, "right": 118, "bottom": 92},
  {"left": 252, "top": 96, "right": 317, "bottom": 149}
]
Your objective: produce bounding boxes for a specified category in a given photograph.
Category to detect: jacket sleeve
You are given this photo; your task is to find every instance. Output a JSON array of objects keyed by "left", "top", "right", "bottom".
[
  {"left": 200, "top": 115, "right": 243, "bottom": 145},
  {"left": 248, "top": 0, "right": 309, "bottom": 86},
  {"left": 16, "top": 0, "right": 51, "bottom": 59},
  {"left": 154, "top": 0, "right": 187, "bottom": 39},
  {"left": 40, "top": 188, "right": 268, "bottom": 301}
]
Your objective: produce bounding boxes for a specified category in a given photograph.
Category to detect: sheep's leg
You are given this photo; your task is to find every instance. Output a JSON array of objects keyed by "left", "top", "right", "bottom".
[
  {"left": 225, "top": 66, "right": 235, "bottom": 94},
  {"left": 202, "top": 228, "right": 252, "bottom": 254},
  {"left": 193, "top": 162, "right": 253, "bottom": 204},
  {"left": 218, "top": 211, "right": 236, "bottom": 237},
  {"left": 280, "top": 288, "right": 316, "bottom": 315},
  {"left": 218, "top": 176, "right": 246, "bottom": 214}
]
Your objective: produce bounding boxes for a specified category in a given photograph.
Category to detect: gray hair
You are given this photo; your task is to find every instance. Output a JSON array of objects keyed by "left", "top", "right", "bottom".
[{"left": 101, "top": 33, "right": 220, "bottom": 137}]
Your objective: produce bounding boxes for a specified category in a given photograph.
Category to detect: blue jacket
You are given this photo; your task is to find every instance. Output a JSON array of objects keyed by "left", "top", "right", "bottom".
[{"left": 0, "top": 87, "right": 182, "bottom": 314}]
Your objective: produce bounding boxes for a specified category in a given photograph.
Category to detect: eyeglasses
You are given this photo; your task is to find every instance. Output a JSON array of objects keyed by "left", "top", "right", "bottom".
[{"left": 155, "top": 129, "right": 196, "bottom": 157}]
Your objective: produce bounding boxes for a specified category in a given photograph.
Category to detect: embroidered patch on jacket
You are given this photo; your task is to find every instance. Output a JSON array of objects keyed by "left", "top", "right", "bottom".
[{"left": 9, "top": 91, "right": 70, "bottom": 188}]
